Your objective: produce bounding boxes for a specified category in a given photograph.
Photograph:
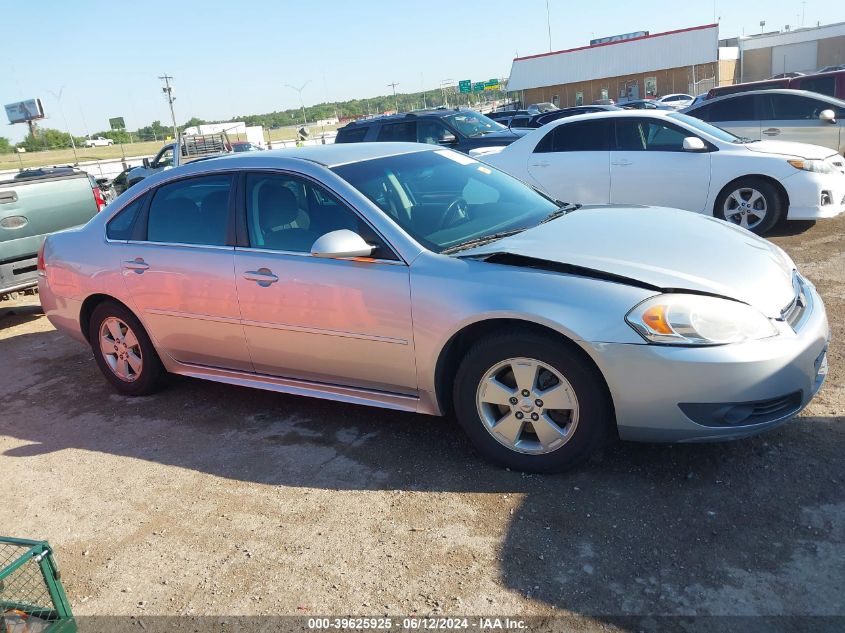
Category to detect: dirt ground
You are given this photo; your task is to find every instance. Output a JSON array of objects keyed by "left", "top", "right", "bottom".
[{"left": 1, "top": 216, "right": 843, "bottom": 630}]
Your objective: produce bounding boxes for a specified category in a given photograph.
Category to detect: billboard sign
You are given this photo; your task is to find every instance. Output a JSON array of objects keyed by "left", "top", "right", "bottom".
[
  {"left": 109, "top": 116, "right": 126, "bottom": 130},
  {"left": 4, "top": 99, "right": 45, "bottom": 124},
  {"left": 590, "top": 31, "right": 648, "bottom": 46},
  {"left": 483, "top": 79, "right": 500, "bottom": 91}
]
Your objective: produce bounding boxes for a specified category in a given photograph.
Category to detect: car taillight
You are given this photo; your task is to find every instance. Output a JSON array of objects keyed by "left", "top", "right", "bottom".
[
  {"left": 92, "top": 185, "right": 106, "bottom": 212},
  {"left": 37, "top": 241, "right": 46, "bottom": 273}
]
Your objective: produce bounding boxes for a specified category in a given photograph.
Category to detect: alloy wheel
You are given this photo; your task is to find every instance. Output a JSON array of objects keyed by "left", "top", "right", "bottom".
[
  {"left": 723, "top": 187, "right": 767, "bottom": 230},
  {"left": 99, "top": 317, "right": 143, "bottom": 382},
  {"left": 475, "top": 357, "right": 579, "bottom": 455}
]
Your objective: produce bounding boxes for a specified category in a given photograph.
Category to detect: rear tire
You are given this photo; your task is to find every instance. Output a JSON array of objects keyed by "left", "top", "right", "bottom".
[
  {"left": 453, "top": 331, "right": 613, "bottom": 473},
  {"left": 715, "top": 177, "right": 784, "bottom": 235},
  {"left": 88, "top": 301, "right": 163, "bottom": 396}
]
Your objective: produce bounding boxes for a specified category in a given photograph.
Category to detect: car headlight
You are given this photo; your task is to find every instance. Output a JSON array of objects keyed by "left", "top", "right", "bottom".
[
  {"left": 787, "top": 158, "right": 836, "bottom": 174},
  {"left": 626, "top": 294, "right": 778, "bottom": 345}
]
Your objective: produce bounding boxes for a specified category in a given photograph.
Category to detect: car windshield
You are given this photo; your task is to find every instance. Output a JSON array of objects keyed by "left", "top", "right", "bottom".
[
  {"left": 443, "top": 112, "right": 505, "bottom": 137},
  {"left": 332, "top": 149, "right": 561, "bottom": 253},
  {"left": 668, "top": 112, "right": 742, "bottom": 143}
]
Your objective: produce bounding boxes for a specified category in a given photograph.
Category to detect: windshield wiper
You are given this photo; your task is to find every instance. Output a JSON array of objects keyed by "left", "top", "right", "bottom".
[
  {"left": 538, "top": 201, "right": 581, "bottom": 224},
  {"left": 441, "top": 228, "right": 527, "bottom": 255}
]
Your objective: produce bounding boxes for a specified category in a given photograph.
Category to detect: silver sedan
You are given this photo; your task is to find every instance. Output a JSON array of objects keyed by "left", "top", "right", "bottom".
[{"left": 38, "top": 143, "right": 830, "bottom": 472}]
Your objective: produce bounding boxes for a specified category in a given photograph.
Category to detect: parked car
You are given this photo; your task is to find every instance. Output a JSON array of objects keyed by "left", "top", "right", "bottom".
[
  {"left": 683, "top": 89, "right": 845, "bottom": 156},
  {"left": 817, "top": 65, "right": 845, "bottom": 73},
  {"left": 655, "top": 94, "right": 694, "bottom": 109},
  {"left": 126, "top": 132, "right": 232, "bottom": 188},
  {"left": 512, "top": 105, "right": 622, "bottom": 129},
  {"left": 526, "top": 102, "right": 558, "bottom": 114},
  {"left": 620, "top": 99, "right": 674, "bottom": 110},
  {"left": 592, "top": 99, "right": 616, "bottom": 105},
  {"left": 334, "top": 109, "right": 527, "bottom": 153},
  {"left": 84, "top": 136, "right": 114, "bottom": 147},
  {"left": 476, "top": 110, "right": 845, "bottom": 234},
  {"left": 706, "top": 69, "right": 845, "bottom": 101},
  {"left": 231, "top": 141, "right": 263, "bottom": 152},
  {"left": 39, "top": 144, "right": 829, "bottom": 472},
  {"left": 1, "top": 168, "right": 105, "bottom": 299},
  {"left": 486, "top": 110, "right": 534, "bottom": 127}
]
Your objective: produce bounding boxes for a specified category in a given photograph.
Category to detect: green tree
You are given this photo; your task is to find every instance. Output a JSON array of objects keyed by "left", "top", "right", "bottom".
[
  {"left": 0, "top": 137, "right": 13, "bottom": 154},
  {"left": 21, "top": 127, "right": 76, "bottom": 151}
]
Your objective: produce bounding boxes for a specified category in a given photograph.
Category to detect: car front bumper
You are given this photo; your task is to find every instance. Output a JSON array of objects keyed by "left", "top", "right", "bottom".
[
  {"left": 587, "top": 281, "right": 830, "bottom": 443},
  {"left": 784, "top": 169, "right": 845, "bottom": 220}
]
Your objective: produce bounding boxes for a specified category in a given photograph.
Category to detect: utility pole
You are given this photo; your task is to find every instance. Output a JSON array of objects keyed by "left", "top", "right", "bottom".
[
  {"left": 285, "top": 81, "right": 311, "bottom": 127},
  {"left": 158, "top": 74, "right": 178, "bottom": 138},
  {"left": 545, "top": 0, "right": 553, "bottom": 52},
  {"left": 47, "top": 87, "right": 78, "bottom": 164},
  {"left": 440, "top": 79, "right": 454, "bottom": 108},
  {"left": 387, "top": 81, "right": 400, "bottom": 112}
]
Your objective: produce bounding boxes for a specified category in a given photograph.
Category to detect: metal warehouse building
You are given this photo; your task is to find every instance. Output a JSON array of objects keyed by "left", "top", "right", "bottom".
[
  {"left": 507, "top": 24, "right": 732, "bottom": 107},
  {"left": 736, "top": 21, "right": 845, "bottom": 82}
]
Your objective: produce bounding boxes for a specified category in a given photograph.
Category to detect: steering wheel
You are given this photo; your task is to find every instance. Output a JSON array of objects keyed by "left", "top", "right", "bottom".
[{"left": 437, "top": 197, "right": 469, "bottom": 230}]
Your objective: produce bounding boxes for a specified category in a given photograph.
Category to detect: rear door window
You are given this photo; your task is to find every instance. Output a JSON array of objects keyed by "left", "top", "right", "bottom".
[
  {"left": 708, "top": 95, "right": 755, "bottom": 121},
  {"left": 377, "top": 122, "right": 416, "bottom": 142},
  {"left": 145, "top": 174, "right": 233, "bottom": 246},
  {"left": 534, "top": 120, "right": 613, "bottom": 153}
]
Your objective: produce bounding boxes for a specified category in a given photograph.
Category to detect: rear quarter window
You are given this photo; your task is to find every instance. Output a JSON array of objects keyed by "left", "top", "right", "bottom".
[{"left": 106, "top": 195, "right": 145, "bottom": 240}]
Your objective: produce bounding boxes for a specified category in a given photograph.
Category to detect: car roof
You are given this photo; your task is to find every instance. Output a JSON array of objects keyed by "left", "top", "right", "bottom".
[
  {"left": 202, "top": 142, "right": 433, "bottom": 168},
  {"left": 341, "top": 108, "right": 479, "bottom": 127},
  {"left": 688, "top": 88, "right": 845, "bottom": 109}
]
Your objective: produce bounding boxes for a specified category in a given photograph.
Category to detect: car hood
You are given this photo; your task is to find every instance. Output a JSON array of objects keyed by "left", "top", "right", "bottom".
[
  {"left": 743, "top": 140, "right": 837, "bottom": 160},
  {"left": 463, "top": 206, "right": 796, "bottom": 318}
]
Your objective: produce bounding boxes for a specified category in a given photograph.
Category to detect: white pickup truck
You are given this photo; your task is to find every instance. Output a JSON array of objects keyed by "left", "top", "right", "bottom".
[
  {"left": 125, "top": 132, "right": 231, "bottom": 188},
  {"left": 84, "top": 136, "right": 114, "bottom": 147}
]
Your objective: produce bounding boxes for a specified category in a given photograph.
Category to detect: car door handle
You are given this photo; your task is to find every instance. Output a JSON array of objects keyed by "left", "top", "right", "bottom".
[
  {"left": 243, "top": 268, "right": 279, "bottom": 285},
  {"left": 611, "top": 159, "right": 633, "bottom": 166},
  {"left": 763, "top": 128, "right": 781, "bottom": 136},
  {"left": 530, "top": 161, "right": 550, "bottom": 167},
  {"left": 122, "top": 258, "right": 149, "bottom": 273}
]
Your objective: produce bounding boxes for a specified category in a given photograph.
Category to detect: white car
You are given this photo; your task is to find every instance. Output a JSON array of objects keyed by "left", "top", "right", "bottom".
[
  {"left": 656, "top": 93, "right": 694, "bottom": 109},
  {"left": 84, "top": 136, "right": 114, "bottom": 147},
  {"left": 476, "top": 110, "right": 845, "bottom": 234}
]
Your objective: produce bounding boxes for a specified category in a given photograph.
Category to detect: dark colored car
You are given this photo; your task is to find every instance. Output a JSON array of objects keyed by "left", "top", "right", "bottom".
[
  {"left": 487, "top": 109, "right": 532, "bottom": 126},
  {"left": 512, "top": 105, "right": 622, "bottom": 129},
  {"left": 620, "top": 99, "right": 674, "bottom": 110},
  {"left": 334, "top": 109, "right": 527, "bottom": 153}
]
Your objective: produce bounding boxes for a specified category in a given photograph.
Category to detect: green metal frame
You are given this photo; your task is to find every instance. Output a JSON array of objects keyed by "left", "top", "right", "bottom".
[{"left": 1, "top": 537, "right": 74, "bottom": 629}]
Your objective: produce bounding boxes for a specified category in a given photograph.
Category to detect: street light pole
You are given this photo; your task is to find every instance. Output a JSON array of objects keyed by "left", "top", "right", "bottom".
[
  {"left": 158, "top": 74, "right": 178, "bottom": 139},
  {"left": 387, "top": 81, "right": 400, "bottom": 112},
  {"left": 546, "top": 0, "right": 552, "bottom": 52},
  {"left": 285, "top": 81, "right": 311, "bottom": 127},
  {"left": 47, "top": 87, "right": 78, "bottom": 165}
]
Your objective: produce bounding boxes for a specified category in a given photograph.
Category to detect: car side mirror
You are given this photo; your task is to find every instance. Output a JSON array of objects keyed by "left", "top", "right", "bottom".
[
  {"left": 819, "top": 109, "right": 837, "bottom": 123},
  {"left": 438, "top": 134, "right": 457, "bottom": 146},
  {"left": 142, "top": 158, "right": 150, "bottom": 168},
  {"left": 311, "top": 229, "right": 374, "bottom": 259},
  {"left": 682, "top": 137, "right": 707, "bottom": 152}
]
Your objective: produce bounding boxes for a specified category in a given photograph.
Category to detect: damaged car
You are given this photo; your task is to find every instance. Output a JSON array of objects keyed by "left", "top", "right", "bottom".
[{"left": 38, "top": 143, "right": 830, "bottom": 472}]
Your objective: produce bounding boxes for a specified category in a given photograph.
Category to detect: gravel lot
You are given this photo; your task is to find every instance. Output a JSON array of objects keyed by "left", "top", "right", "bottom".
[{"left": 1, "top": 216, "right": 843, "bottom": 629}]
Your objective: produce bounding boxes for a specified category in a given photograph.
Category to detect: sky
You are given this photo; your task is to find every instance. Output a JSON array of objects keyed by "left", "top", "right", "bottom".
[{"left": 2, "top": 0, "right": 844, "bottom": 142}]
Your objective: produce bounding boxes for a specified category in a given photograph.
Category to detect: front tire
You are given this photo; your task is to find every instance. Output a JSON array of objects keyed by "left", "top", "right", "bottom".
[
  {"left": 453, "top": 331, "right": 613, "bottom": 473},
  {"left": 89, "top": 301, "right": 163, "bottom": 396},
  {"left": 715, "top": 177, "right": 784, "bottom": 235}
]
